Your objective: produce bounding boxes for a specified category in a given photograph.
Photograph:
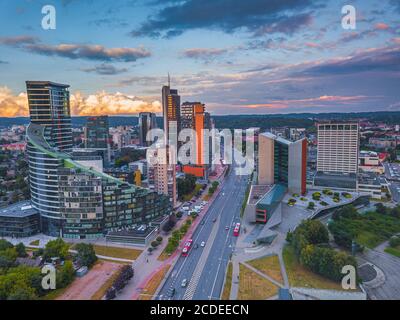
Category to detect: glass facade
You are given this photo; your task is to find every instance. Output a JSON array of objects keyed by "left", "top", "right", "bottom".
[
  {"left": 274, "top": 141, "right": 289, "bottom": 187},
  {"left": 26, "top": 81, "right": 72, "bottom": 236}
]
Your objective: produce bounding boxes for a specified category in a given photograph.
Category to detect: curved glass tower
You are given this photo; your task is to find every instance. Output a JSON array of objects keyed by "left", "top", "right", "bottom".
[
  {"left": 26, "top": 81, "right": 171, "bottom": 238},
  {"left": 26, "top": 81, "right": 72, "bottom": 236}
]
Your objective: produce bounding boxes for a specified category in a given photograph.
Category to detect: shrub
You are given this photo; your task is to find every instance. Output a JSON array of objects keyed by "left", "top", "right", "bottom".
[
  {"left": 156, "top": 236, "right": 163, "bottom": 243},
  {"left": 389, "top": 236, "right": 400, "bottom": 248},
  {"left": 151, "top": 241, "right": 159, "bottom": 248},
  {"left": 307, "top": 202, "right": 315, "bottom": 210},
  {"left": 320, "top": 201, "right": 329, "bottom": 206}
]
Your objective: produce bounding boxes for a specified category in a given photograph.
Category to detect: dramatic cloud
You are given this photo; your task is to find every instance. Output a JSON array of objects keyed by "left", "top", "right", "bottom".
[
  {"left": 131, "top": 0, "right": 320, "bottom": 38},
  {"left": 182, "top": 48, "right": 228, "bottom": 62},
  {"left": 81, "top": 63, "right": 128, "bottom": 75},
  {"left": 300, "top": 46, "right": 400, "bottom": 76},
  {"left": 71, "top": 92, "right": 161, "bottom": 115},
  {"left": 0, "top": 36, "right": 151, "bottom": 62},
  {"left": 0, "top": 87, "right": 161, "bottom": 117},
  {"left": 0, "top": 87, "right": 28, "bottom": 117}
]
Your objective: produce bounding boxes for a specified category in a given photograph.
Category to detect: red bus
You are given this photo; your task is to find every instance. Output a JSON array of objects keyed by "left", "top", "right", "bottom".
[
  {"left": 182, "top": 239, "right": 193, "bottom": 257},
  {"left": 233, "top": 223, "right": 241, "bottom": 237}
]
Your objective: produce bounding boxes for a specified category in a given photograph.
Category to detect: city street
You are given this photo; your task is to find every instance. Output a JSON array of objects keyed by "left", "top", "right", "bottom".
[{"left": 157, "top": 168, "right": 249, "bottom": 300}]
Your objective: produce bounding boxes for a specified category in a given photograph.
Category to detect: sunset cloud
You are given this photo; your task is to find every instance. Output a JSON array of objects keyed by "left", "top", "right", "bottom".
[{"left": 0, "top": 87, "right": 161, "bottom": 117}]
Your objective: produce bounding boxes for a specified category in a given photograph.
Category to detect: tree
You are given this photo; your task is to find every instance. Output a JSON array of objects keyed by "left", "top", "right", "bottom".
[
  {"left": 15, "top": 243, "right": 27, "bottom": 258},
  {"left": 156, "top": 236, "right": 163, "bottom": 243},
  {"left": 151, "top": 241, "right": 159, "bottom": 248},
  {"left": 56, "top": 260, "right": 75, "bottom": 288},
  {"left": 0, "top": 248, "right": 18, "bottom": 269},
  {"left": 0, "top": 239, "right": 13, "bottom": 251},
  {"left": 75, "top": 243, "right": 97, "bottom": 268},
  {"left": 375, "top": 203, "right": 387, "bottom": 215},
  {"left": 43, "top": 238, "right": 69, "bottom": 261}
]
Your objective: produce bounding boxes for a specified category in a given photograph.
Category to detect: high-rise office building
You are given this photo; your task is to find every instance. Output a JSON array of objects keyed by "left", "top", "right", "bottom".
[
  {"left": 258, "top": 132, "right": 307, "bottom": 195},
  {"left": 138, "top": 112, "right": 157, "bottom": 146},
  {"left": 160, "top": 78, "right": 179, "bottom": 206},
  {"left": 162, "top": 79, "right": 181, "bottom": 144},
  {"left": 316, "top": 122, "right": 359, "bottom": 174},
  {"left": 26, "top": 81, "right": 171, "bottom": 238},
  {"left": 314, "top": 121, "right": 360, "bottom": 189},
  {"left": 26, "top": 81, "right": 73, "bottom": 236},
  {"left": 180, "top": 102, "right": 211, "bottom": 178},
  {"left": 85, "top": 115, "right": 110, "bottom": 166}
]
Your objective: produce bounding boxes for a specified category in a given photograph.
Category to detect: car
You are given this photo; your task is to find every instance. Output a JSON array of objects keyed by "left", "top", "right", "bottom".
[
  {"left": 168, "top": 288, "right": 176, "bottom": 297},
  {"left": 212, "top": 218, "right": 217, "bottom": 223},
  {"left": 225, "top": 226, "right": 229, "bottom": 230},
  {"left": 200, "top": 241, "right": 205, "bottom": 247},
  {"left": 194, "top": 243, "right": 199, "bottom": 249},
  {"left": 181, "top": 279, "right": 188, "bottom": 288},
  {"left": 201, "top": 220, "right": 205, "bottom": 225}
]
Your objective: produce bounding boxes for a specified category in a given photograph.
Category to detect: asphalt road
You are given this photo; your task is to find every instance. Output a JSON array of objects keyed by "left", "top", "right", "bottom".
[{"left": 157, "top": 168, "right": 249, "bottom": 300}]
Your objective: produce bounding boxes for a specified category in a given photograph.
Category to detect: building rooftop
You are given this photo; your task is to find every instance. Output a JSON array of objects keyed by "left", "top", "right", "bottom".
[
  {"left": 248, "top": 185, "right": 272, "bottom": 205},
  {"left": 0, "top": 201, "right": 38, "bottom": 218}
]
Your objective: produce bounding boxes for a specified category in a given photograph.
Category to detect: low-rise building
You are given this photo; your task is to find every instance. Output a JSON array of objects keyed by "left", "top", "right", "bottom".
[{"left": 0, "top": 201, "right": 40, "bottom": 237}]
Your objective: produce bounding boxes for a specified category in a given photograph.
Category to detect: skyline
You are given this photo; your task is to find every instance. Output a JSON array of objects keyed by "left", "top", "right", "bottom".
[{"left": 0, "top": 0, "right": 400, "bottom": 117}]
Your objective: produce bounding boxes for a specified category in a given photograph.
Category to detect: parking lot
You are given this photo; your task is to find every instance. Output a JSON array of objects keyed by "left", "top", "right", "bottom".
[{"left": 385, "top": 163, "right": 400, "bottom": 181}]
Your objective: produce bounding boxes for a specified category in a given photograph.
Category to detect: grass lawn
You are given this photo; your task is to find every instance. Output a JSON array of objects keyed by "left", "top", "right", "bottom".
[
  {"left": 237, "top": 263, "right": 279, "bottom": 300},
  {"left": 385, "top": 246, "right": 400, "bottom": 258},
  {"left": 92, "top": 245, "right": 142, "bottom": 260},
  {"left": 282, "top": 245, "right": 347, "bottom": 291},
  {"left": 29, "top": 239, "right": 40, "bottom": 246},
  {"left": 247, "top": 255, "right": 284, "bottom": 285},
  {"left": 139, "top": 265, "right": 171, "bottom": 300},
  {"left": 329, "top": 210, "right": 400, "bottom": 249},
  {"left": 91, "top": 265, "right": 123, "bottom": 300},
  {"left": 221, "top": 262, "right": 233, "bottom": 300}
]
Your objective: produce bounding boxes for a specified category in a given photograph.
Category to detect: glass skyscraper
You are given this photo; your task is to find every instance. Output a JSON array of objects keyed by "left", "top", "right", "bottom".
[{"left": 26, "top": 81, "right": 72, "bottom": 236}]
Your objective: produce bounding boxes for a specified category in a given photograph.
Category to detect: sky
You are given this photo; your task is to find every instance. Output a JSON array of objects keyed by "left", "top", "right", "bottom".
[{"left": 0, "top": 0, "right": 399, "bottom": 117}]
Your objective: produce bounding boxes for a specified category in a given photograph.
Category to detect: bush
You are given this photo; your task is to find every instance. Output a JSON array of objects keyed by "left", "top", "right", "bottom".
[
  {"left": 307, "top": 202, "right": 315, "bottom": 210},
  {"left": 156, "top": 236, "right": 163, "bottom": 243},
  {"left": 320, "top": 201, "right": 329, "bottom": 206},
  {"left": 15, "top": 243, "right": 27, "bottom": 258}
]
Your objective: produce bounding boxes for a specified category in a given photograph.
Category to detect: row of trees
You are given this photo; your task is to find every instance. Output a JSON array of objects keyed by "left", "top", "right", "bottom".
[
  {"left": 105, "top": 265, "right": 134, "bottom": 300},
  {"left": 286, "top": 220, "right": 357, "bottom": 282}
]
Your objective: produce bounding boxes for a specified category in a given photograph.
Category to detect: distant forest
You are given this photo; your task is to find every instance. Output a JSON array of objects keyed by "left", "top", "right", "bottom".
[{"left": 1, "top": 111, "right": 400, "bottom": 130}]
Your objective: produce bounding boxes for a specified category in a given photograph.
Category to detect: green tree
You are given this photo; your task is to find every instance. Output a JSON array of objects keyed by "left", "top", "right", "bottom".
[
  {"left": 75, "top": 243, "right": 97, "bottom": 268},
  {"left": 43, "top": 238, "right": 69, "bottom": 261},
  {"left": 56, "top": 260, "right": 75, "bottom": 288},
  {"left": 15, "top": 243, "right": 27, "bottom": 258}
]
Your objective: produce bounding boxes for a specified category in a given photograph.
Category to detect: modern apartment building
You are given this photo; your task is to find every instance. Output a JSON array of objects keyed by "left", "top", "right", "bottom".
[
  {"left": 162, "top": 80, "right": 181, "bottom": 144},
  {"left": 26, "top": 81, "right": 73, "bottom": 236},
  {"left": 314, "top": 122, "right": 360, "bottom": 190},
  {"left": 138, "top": 112, "right": 157, "bottom": 146},
  {"left": 258, "top": 132, "right": 307, "bottom": 195},
  {"left": 317, "top": 122, "right": 359, "bottom": 174},
  {"left": 84, "top": 115, "right": 110, "bottom": 166},
  {"left": 26, "top": 81, "right": 171, "bottom": 238}
]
